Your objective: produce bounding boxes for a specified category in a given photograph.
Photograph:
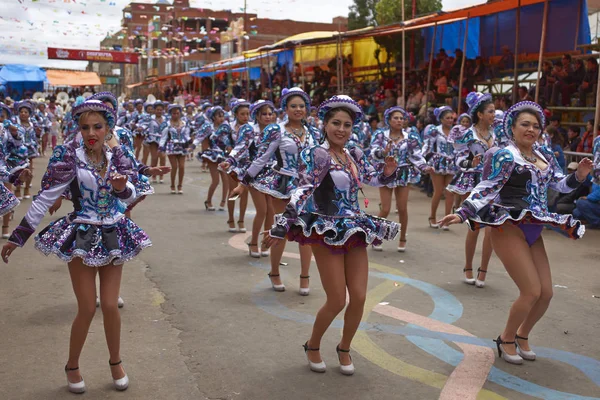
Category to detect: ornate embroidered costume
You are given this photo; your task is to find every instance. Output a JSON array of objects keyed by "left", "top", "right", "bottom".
[
  {"left": 422, "top": 124, "right": 456, "bottom": 174},
  {"left": 159, "top": 122, "right": 191, "bottom": 156}
]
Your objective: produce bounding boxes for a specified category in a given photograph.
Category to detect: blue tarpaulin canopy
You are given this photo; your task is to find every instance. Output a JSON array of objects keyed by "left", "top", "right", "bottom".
[
  {"left": 193, "top": 67, "right": 261, "bottom": 80},
  {"left": 0, "top": 64, "right": 47, "bottom": 100},
  {"left": 424, "top": 0, "right": 591, "bottom": 59}
]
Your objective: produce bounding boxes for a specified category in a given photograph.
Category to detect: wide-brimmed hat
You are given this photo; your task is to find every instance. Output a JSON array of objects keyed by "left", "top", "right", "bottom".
[
  {"left": 250, "top": 100, "right": 275, "bottom": 122},
  {"left": 280, "top": 87, "right": 310, "bottom": 110},
  {"left": 231, "top": 99, "right": 251, "bottom": 115},
  {"left": 383, "top": 106, "right": 409, "bottom": 127},
  {"left": 465, "top": 92, "right": 492, "bottom": 118},
  {"left": 71, "top": 99, "right": 117, "bottom": 129},
  {"left": 88, "top": 92, "right": 118, "bottom": 110},
  {"left": 502, "top": 101, "right": 545, "bottom": 139},
  {"left": 207, "top": 106, "right": 224, "bottom": 121},
  {"left": 318, "top": 95, "right": 363, "bottom": 125},
  {"left": 433, "top": 106, "right": 453, "bottom": 123},
  {"left": 167, "top": 104, "right": 183, "bottom": 114}
]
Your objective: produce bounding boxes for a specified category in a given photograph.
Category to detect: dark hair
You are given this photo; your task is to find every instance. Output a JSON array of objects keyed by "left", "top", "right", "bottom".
[
  {"left": 284, "top": 94, "right": 307, "bottom": 110},
  {"left": 212, "top": 110, "right": 224, "bottom": 120},
  {"left": 321, "top": 107, "right": 357, "bottom": 144},
  {"left": 472, "top": 100, "right": 494, "bottom": 125},
  {"left": 562, "top": 53, "right": 572, "bottom": 62},
  {"left": 546, "top": 126, "right": 565, "bottom": 147},
  {"left": 550, "top": 115, "right": 560, "bottom": 123},
  {"left": 512, "top": 108, "right": 543, "bottom": 129},
  {"left": 439, "top": 109, "right": 454, "bottom": 122},
  {"left": 234, "top": 104, "right": 249, "bottom": 116},
  {"left": 587, "top": 118, "right": 595, "bottom": 131},
  {"left": 369, "top": 115, "right": 380, "bottom": 124},
  {"left": 568, "top": 126, "right": 580, "bottom": 135},
  {"left": 586, "top": 57, "right": 598, "bottom": 66}
]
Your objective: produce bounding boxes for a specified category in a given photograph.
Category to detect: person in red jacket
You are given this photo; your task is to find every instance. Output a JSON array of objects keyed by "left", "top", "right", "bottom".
[{"left": 577, "top": 119, "right": 596, "bottom": 153}]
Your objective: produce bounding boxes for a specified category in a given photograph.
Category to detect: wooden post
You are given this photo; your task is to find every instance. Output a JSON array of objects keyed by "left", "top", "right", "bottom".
[
  {"left": 512, "top": 0, "right": 521, "bottom": 105},
  {"left": 298, "top": 43, "right": 306, "bottom": 90},
  {"left": 245, "top": 56, "right": 250, "bottom": 100},
  {"left": 594, "top": 64, "right": 600, "bottom": 139},
  {"left": 211, "top": 66, "right": 215, "bottom": 104},
  {"left": 492, "top": 14, "right": 498, "bottom": 59},
  {"left": 401, "top": 0, "right": 406, "bottom": 105},
  {"left": 457, "top": 16, "right": 469, "bottom": 114},
  {"left": 574, "top": 0, "right": 582, "bottom": 50},
  {"left": 425, "top": 23, "right": 437, "bottom": 107},
  {"left": 534, "top": 0, "right": 549, "bottom": 103}
]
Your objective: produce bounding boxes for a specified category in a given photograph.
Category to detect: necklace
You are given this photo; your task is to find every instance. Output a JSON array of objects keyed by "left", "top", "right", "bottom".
[
  {"left": 85, "top": 148, "right": 107, "bottom": 173},
  {"left": 475, "top": 125, "right": 493, "bottom": 142},
  {"left": 289, "top": 126, "right": 305, "bottom": 138},
  {"left": 520, "top": 150, "right": 538, "bottom": 164}
]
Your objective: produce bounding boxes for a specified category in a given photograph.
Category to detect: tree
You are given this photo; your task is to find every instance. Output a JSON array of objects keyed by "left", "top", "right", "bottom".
[{"left": 348, "top": 0, "right": 380, "bottom": 31}]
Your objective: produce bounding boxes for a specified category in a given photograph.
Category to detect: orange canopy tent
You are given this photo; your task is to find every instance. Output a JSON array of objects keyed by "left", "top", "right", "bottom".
[{"left": 46, "top": 70, "right": 102, "bottom": 87}]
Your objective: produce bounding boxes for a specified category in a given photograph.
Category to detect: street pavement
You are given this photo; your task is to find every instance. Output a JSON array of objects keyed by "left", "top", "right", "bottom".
[{"left": 1, "top": 155, "right": 599, "bottom": 400}]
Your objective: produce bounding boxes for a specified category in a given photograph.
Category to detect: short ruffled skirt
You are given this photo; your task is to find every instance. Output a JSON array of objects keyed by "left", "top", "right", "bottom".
[
  {"left": 465, "top": 207, "right": 584, "bottom": 240},
  {"left": 0, "top": 185, "right": 19, "bottom": 216},
  {"left": 427, "top": 153, "right": 456, "bottom": 175},
  {"left": 447, "top": 171, "right": 481, "bottom": 195},
  {"left": 144, "top": 135, "right": 161, "bottom": 145},
  {"left": 6, "top": 155, "right": 28, "bottom": 175},
  {"left": 165, "top": 142, "right": 187, "bottom": 156},
  {"left": 251, "top": 169, "right": 297, "bottom": 199},
  {"left": 35, "top": 217, "right": 152, "bottom": 267},
  {"left": 382, "top": 165, "right": 421, "bottom": 188},
  {"left": 199, "top": 149, "right": 225, "bottom": 163},
  {"left": 284, "top": 212, "right": 400, "bottom": 254}
]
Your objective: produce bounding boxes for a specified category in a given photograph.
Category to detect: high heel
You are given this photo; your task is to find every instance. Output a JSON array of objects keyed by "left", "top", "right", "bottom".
[
  {"left": 177, "top": 185, "right": 183, "bottom": 194},
  {"left": 65, "top": 365, "right": 86, "bottom": 394},
  {"left": 463, "top": 268, "right": 476, "bottom": 285},
  {"left": 227, "top": 220, "right": 238, "bottom": 233},
  {"left": 170, "top": 186, "right": 176, "bottom": 194},
  {"left": 371, "top": 244, "right": 383, "bottom": 251},
  {"left": 237, "top": 221, "right": 246, "bottom": 233},
  {"left": 268, "top": 273, "right": 285, "bottom": 292},
  {"left": 336, "top": 345, "right": 355, "bottom": 376},
  {"left": 515, "top": 335, "right": 536, "bottom": 361},
  {"left": 109, "top": 360, "right": 129, "bottom": 391},
  {"left": 299, "top": 275, "right": 310, "bottom": 296},
  {"left": 397, "top": 238, "right": 407, "bottom": 252},
  {"left": 428, "top": 217, "right": 439, "bottom": 229},
  {"left": 204, "top": 201, "right": 215, "bottom": 211},
  {"left": 218, "top": 201, "right": 225, "bottom": 211},
  {"left": 260, "top": 248, "right": 270, "bottom": 257},
  {"left": 303, "top": 341, "right": 326, "bottom": 373},
  {"left": 2, "top": 225, "right": 9, "bottom": 239},
  {"left": 493, "top": 335, "right": 523, "bottom": 365},
  {"left": 246, "top": 242, "right": 260, "bottom": 258},
  {"left": 475, "top": 268, "right": 487, "bottom": 288}
]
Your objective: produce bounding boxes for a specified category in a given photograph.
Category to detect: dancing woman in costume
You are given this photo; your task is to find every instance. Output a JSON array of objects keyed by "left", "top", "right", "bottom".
[
  {"left": 14, "top": 100, "right": 38, "bottom": 199},
  {"left": 369, "top": 106, "right": 430, "bottom": 252},
  {"left": 193, "top": 106, "right": 232, "bottom": 211},
  {"left": 142, "top": 101, "right": 167, "bottom": 183},
  {"left": 423, "top": 106, "right": 457, "bottom": 229},
  {"left": 263, "top": 95, "right": 399, "bottom": 375},
  {"left": 159, "top": 104, "right": 191, "bottom": 194},
  {"left": 222, "top": 100, "right": 276, "bottom": 256},
  {"left": 439, "top": 101, "right": 592, "bottom": 365},
  {"left": 2, "top": 99, "right": 152, "bottom": 393},
  {"left": 243, "top": 88, "right": 318, "bottom": 294},
  {"left": 447, "top": 92, "right": 495, "bottom": 287}
]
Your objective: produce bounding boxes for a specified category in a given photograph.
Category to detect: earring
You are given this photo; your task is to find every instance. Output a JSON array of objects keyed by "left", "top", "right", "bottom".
[{"left": 105, "top": 132, "right": 113, "bottom": 141}]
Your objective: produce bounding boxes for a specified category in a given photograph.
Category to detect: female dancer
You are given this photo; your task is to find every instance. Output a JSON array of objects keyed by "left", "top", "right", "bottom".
[
  {"left": 447, "top": 92, "right": 495, "bottom": 287},
  {"left": 439, "top": 101, "right": 592, "bottom": 365},
  {"left": 423, "top": 106, "right": 456, "bottom": 230},
  {"left": 370, "top": 106, "right": 430, "bottom": 252},
  {"left": 131, "top": 99, "right": 145, "bottom": 159},
  {"left": 243, "top": 87, "right": 317, "bottom": 294},
  {"left": 263, "top": 95, "right": 399, "bottom": 374},
  {"left": 159, "top": 104, "right": 191, "bottom": 194},
  {"left": 142, "top": 101, "right": 167, "bottom": 183},
  {"left": 14, "top": 101, "right": 38, "bottom": 199},
  {"left": 458, "top": 113, "right": 472, "bottom": 128},
  {"left": 222, "top": 100, "right": 276, "bottom": 257},
  {"left": 193, "top": 106, "right": 232, "bottom": 212},
  {"left": 224, "top": 99, "right": 251, "bottom": 233},
  {"left": 2, "top": 99, "right": 152, "bottom": 392}
]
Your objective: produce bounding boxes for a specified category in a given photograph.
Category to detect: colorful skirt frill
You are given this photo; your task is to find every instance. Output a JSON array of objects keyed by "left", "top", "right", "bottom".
[
  {"left": 427, "top": 153, "right": 456, "bottom": 175},
  {"left": 0, "top": 185, "right": 19, "bottom": 216},
  {"left": 285, "top": 213, "right": 400, "bottom": 254},
  {"left": 165, "top": 142, "right": 187, "bottom": 156},
  {"left": 250, "top": 169, "right": 297, "bottom": 199},
  {"left": 447, "top": 171, "right": 481, "bottom": 195},
  {"left": 465, "top": 207, "right": 584, "bottom": 239},
  {"left": 144, "top": 134, "right": 161, "bottom": 145},
  {"left": 199, "top": 149, "right": 225, "bottom": 163},
  {"left": 382, "top": 165, "right": 421, "bottom": 188},
  {"left": 34, "top": 217, "right": 152, "bottom": 267},
  {"left": 127, "top": 176, "right": 154, "bottom": 212}
]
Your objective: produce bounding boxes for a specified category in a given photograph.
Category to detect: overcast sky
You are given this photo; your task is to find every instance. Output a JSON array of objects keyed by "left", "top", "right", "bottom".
[{"left": 0, "top": 0, "right": 485, "bottom": 70}]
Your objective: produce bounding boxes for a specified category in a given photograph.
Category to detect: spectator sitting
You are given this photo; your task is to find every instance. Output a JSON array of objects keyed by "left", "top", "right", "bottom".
[
  {"left": 566, "top": 126, "right": 582, "bottom": 151},
  {"left": 435, "top": 72, "right": 448, "bottom": 94},
  {"left": 405, "top": 83, "right": 424, "bottom": 115},
  {"left": 518, "top": 86, "right": 533, "bottom": 102},
  {"left": 363, "top": 97, "right": 377, "bottom": 117},
  {"left": 500, "top": 45, "right": 514, "bottom": 70},
  {"left": 382, "top": 89, "right": 397, "bottom": 110},
  {"left": 573, "top": 182, "right": 600, "bottom": 228},
  {"left": 549, "top": 115, "right": 568, "bottom": 143},
  {"left": 577, "top": 119, "right": 596, "bottom": 153},
  {"left": 538, "top": 61, "right": 553, "bottom": 102},
  {"left": 551, "top": 54, "right": 575, "bottom": 106},
  {"left": 472, "top": 56, "right": 486, "bottom": 81},
  {"left": 578, "top": 57, "right": 598, "bottom": 107},
  {"left": 553, "top": 162, "right": 592, "bottom": 213},
  {"left": 546, "top": 126, "right": 566, "bottom": 172}
]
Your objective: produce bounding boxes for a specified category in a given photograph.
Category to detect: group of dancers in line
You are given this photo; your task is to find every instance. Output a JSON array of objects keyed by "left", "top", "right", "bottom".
[{"left": 0, "top": 86, "right": 597, "bottom": 392}]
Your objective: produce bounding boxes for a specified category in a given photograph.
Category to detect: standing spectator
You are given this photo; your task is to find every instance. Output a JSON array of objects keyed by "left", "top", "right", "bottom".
[
  {"left": 551, "top": 54, "right": 574, "bottom": 106},
  {"left": 566, "top": 126, "right": 582, "bottom": 151},
  {"left": 577, "top": 119, "right": 596, "bottom": 153},
  {"left": 537, "top": 61, "right": 553, "bottom": 102},
  {"left": 545, "top": 61, "right": 563, "bottom": 104},
  {"left": 546, "top": 126, "right": 566, "bottom": 172},
  {"left": 382, "top": 89, "right": 397, "bottom": 111},
  {"left": 578, "top": 57, "right": 598, "bottom": 107},
  {"left": 517, "top": 86, "right": 533, "bottom": 101},
  {"left": 500, "top": 45, "right": 514, "bottom": 70},
  {"left": 405, "top": 83, "right": 424, "bottom": 115},
  {"left": 549, "top": 115, "right": 568, "bottom": 142}
]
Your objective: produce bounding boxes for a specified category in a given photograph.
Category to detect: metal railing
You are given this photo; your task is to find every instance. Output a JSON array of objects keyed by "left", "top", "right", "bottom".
[{"left": 564, "top": 150, "right": 593, "bottom": 164}]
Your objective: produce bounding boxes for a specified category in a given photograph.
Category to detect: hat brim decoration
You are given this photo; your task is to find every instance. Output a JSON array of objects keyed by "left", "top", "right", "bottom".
[
  {"left": 144, "top": 102, "right": 155, "bottom": 111},
  {"left": 317, "top": 96, "right": 363, "bottom": 125},
  {"left": 15, "top": 100, "right": 34, "bottom": 115},
  {"left": 71, "top": 100, "right": 117, "bottom": 130},
  {"left": 208, "top": 106, "right": 224, "bottom": 121},
  {"left": 434, "top": 106, "right": 453, "bottom": 123},
  {"left": 167, "top": 104, "right": 183, "bottom": 114},
  {"left": 201, "top": 103, "right": 212, "bottom": 111},
  {"left": 467, "top": 93, "right": 492, "bottom": 118},
  {"left": 89, "top": 92, "right": 118, "bottom": 110},
  {"left": 231, "top": 100, "right": 251, "bottom": 116},
  {"left": 280, "top": 87, "right": 311, "bottom": 111},
  {"left": 250, "top": 100, "right": 275, "bottom": 122},
  {"left": 0, "top": 103, "right": 12, "bottom": 118},
  {"left": 502, "top": 101, "right": 545, "bottom": 139},
  {"left": 458, "top": 113, "right": 472, "bottom": 122},
  {"left": 134, "top": 99, "right": 144, "bottom": 105},
  {"left": 383, "top": 106, "right": 409, "bottom": 127}
]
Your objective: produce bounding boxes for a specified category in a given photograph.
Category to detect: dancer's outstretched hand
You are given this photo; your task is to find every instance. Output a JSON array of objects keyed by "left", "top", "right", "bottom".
[
  {"left": 49, "top": 197, "right": 63, "bottom": 215},
  {"left": 576, "top": 157, "right": 593, "bottom": 181},
  {"left": 110, "top": 173, "right": 129, "bottom": 192},
  {"left": 147, "top": 166, "right": 171, "bottom": 176},
  {"left": 18, "top": 169, "right": 32, "bottom": 181},
  {"left": 2, "top": 242, "right": 17, "bottom": 264},
  {"left": 383, "top": 156, "right": 398, "bottom": 176},
  {"left": 261, "top": 231, "right": 281, "bottom": 249},
  {"left": 438, "top": 214, "right": 463, "bottom": 227}
]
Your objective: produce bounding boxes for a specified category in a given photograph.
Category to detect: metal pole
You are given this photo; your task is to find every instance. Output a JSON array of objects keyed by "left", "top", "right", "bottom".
[
  {"left": 336, "top": 22, "right": 342, "bottom": 93},
  {"left": 512, "top": 0, "right": 521, "bottom": 105},
  {"left": 425, "top": 23, "right": 437, "bottom": 107},
  {"left": 534, "top": 0, "right": 549, "bottom": 103},
  {"left": 457, "top": 15, "right": 469, "bottom": 114},
  {"left": 594, "top": 64, "right": 600, "bottom": 139},
  {"left": 401, "top": 0, "right": 406, "bottom": 105},
  {"left": 340, "top": 32, "right": 345, "bottom": 93},
  {"left": 298, "top": 43, "right": 306, "bottom": 90},
  {"left": 245, "top": 55, "right": 250, "bottom": 100},
  {"left": 574, "top": 0, "right": 582, "bottom": 50}
]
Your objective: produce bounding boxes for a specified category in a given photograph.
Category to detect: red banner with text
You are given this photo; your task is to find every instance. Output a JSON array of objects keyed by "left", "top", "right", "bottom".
[{"left": 47, "top": 47, "right": 139, "bottom": 64}]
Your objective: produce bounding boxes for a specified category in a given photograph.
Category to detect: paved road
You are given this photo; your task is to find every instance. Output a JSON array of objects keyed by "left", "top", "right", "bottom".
[{"left": 1, "top": 155, "right": 599, "bottom": 400}]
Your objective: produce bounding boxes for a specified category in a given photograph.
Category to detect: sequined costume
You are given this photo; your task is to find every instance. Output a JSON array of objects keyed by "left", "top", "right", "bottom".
[
  {"left": 447, "top": 125, "right": 496, "bottom": 195},
  {"left": 3, "top": 121, "right": 30, "bottom": 171},
  {"left": 243, "top": 122, "right": 317, "bottom": 199},
  {"left": 456, "top": 143, "right": 584, "bottom": 239},
  {"left": 0, "top": 144, "right": 22, "bottom": 216},
  {"left": 369, "top": 128, "right": 427, "bottom": 187},
  {"left": 194, "top": 122, "right": 234, "bottom": 163},
  {"left": 8, "top": 141, "right": 151, "bottom": 266},
  {"left": 143, "top": 115, "right": 167, "bottom": 145},
  {"left": 422, "top": 125, "right": 456, "bottom": 174},
  {"left": 159, "top": 122, "right": 191, "bottom": 156},
  {"left": 593, "top": 135, "right": 600, "bottom": 184},
  {"left": 270, "top": 143, "right": 399, "bottom": 253},
  {"left": 224, "top": 123, "right": 259, "bottom": 180},
  {"left": 16, "top": 119, "right": 39, "bottom": 158}
]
